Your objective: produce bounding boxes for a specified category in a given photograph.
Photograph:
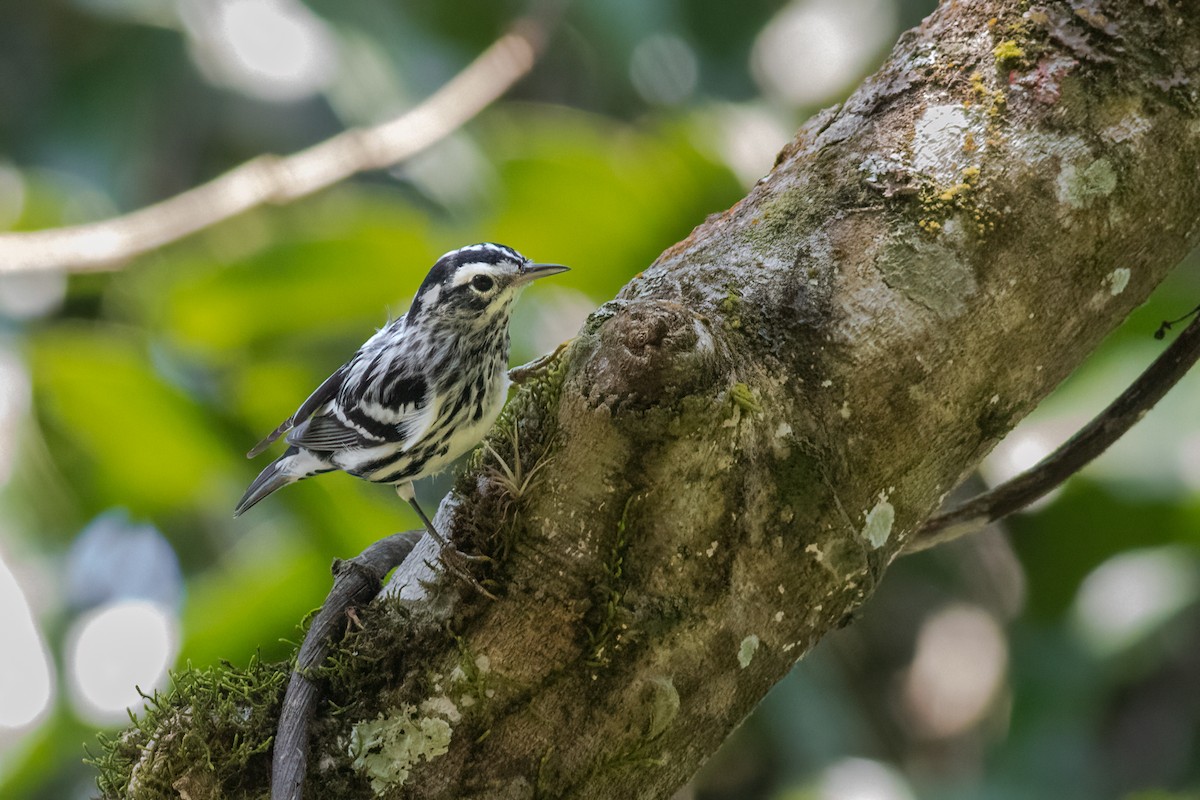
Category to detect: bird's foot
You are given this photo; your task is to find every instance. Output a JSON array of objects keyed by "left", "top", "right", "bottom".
[
  {"left": 508, "top": 339, "right": 571, "bottom": 384},
  {"left": 434, "top": 545, "right": 498, "bottom": 600},
  {"left": 404, "top": 495, "right": 497, "bottom": 598}
]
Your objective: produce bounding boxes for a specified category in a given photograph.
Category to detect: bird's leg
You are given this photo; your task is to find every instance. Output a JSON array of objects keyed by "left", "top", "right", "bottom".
[
  {"left": 397, "top": 484, "right": 494, "bottom": 598},
  {"left": 406, "top": 495, "right": 490, "bottom": 564},
  {"left": 405, "top": 494, "right": 451, "bottom": 550}
]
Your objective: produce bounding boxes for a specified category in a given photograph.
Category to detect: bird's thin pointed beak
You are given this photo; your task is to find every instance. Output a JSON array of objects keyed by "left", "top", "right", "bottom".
[{"left": 520, "top": 262, "right": 570, "bottom": 280}]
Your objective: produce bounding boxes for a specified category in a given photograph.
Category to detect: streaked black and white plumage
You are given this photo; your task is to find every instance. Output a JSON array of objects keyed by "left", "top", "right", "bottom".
[{"left": 234, "top": 243, "right": 568, "bottom": 530}]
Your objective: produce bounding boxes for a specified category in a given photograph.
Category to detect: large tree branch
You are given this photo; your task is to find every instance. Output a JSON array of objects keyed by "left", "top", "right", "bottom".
[{"left": 99, "top": 2, "right": 1200, "bottom": 798}]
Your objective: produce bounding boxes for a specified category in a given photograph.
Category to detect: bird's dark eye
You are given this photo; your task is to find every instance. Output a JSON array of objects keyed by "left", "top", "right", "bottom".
[{"left": 471, "top": 275, "right": 495, "bottom": 292}]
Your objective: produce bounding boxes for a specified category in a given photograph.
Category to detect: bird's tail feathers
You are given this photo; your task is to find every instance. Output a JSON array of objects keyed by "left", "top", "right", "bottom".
[{"left": 234, "top": 450, "right": 306, "bottom": 517}]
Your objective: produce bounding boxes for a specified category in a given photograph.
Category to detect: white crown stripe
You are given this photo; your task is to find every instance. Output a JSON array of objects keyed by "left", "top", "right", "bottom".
[{"left": 437, "top": 242, "right": 524, "bottom": 265}]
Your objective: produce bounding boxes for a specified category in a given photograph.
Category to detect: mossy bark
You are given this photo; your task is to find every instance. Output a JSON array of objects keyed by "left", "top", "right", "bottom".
[{"left": 102, "top": 1, "right": 1200, "bottom": 798}]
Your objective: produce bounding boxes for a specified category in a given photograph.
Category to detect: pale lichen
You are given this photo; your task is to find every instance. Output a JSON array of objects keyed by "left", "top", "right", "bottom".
[
  {"left": 1106, "top": 267, "right": 1131, "bottom": 295},
  {"left": 861, "top": 496, "right": 895, "bottom": 550},
  {"left": 1057, "top": 157, "right": 1117, "bottom": 209},
  {"left": 737, "top": 634, "right": 760, "bottom": 669},
  {"left": 419, "top": 695, "right": 462, "bottom": 724},
  {"left": 347, "top": 705, "right": 453, "bottom": 795},
  {"left": 875, "top": 238, "right": 978, "bottom": 317},
  {"left": 912, "top": 104, "right": 979, "bottom": 177},
  {"left": 645, "top": 676, "right": 680, "bottom": 740}
]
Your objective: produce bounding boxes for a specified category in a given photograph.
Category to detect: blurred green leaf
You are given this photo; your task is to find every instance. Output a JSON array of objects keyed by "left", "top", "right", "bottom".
[
  {"left": 1011, "top": 483, "right": 1200, "bottom": 619},
  {"left": 478, "top": 106, "right": 742, "bottom": 298},
  {"left": 29, "top": 324, "right": 233, "bottom": 515},
  {"left": 180, "top": 526, "right": 326, "bottom": 666},
  {"left": 124, "top": 200, "right": 437, "bottom": 357},
  {"left": 0, "top": 709, "right": 97, "bottom": 800}
]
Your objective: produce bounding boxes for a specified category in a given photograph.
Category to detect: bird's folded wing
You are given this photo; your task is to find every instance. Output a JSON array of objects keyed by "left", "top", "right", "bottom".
[
  {"left": 245, "top": 365, "right": 349, "bottom": 458},
  {"left": 285, "top": 413, "right": 382, "bottom": 451},
  {"left": 286, "top": 375, "right": 436, "bottom": 454}
]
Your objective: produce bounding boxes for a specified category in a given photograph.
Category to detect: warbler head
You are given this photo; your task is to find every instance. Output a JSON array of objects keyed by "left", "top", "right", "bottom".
[{"left": 409, "top": 243, "right": 568, "bottom": 326}]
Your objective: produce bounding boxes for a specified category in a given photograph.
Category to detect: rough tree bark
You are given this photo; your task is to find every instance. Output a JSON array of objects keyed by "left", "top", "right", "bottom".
[{"left": 103, "top": 1, "right": 1200, "bottom": 798}]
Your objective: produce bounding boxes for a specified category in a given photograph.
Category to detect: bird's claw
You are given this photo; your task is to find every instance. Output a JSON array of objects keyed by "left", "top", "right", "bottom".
[
  {"left": 435, "top": 546, "right": 498, "bottom": 600},
  {"left": 508, "top": 340, "right": 571, "bottom": 384}
]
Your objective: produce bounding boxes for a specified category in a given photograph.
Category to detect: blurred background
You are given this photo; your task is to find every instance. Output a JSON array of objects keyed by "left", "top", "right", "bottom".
[{"left": 0, "top": 1, "right": 1198, "bottom": 798}]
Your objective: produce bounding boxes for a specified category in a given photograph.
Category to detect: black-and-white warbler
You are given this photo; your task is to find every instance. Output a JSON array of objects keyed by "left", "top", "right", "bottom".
[{"left": 234, "top": 242, "right": 568, "bottom": 554}]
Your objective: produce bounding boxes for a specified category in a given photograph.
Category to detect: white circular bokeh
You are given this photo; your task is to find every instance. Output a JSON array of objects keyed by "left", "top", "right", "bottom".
[{"left": 67, "top": 599, "right": 179, "bottom": 724}]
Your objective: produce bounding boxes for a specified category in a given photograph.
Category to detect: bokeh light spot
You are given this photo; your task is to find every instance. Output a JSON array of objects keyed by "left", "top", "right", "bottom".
[
  {"left": 708, "top": 103, "right": 792, "bottom": 188},
  {"left": 0, "top": 270, "right": 67, "bottom": 319},
  {"left": 818, "top": 757, "right": 915, "bottom": 800},
  {"left": 0, "top": 554, "right": 53, "bottom": 730},
  {"left": 630, "top": 34, "right": 698, "bottom": 107},
  {"left": 181, "top": 0, "right": 338, "bottom": 102},
  {"left": 752, "top": 0, "right": 896, "bottom": 107},
  {"left": 0, "top": 345, "right": 31, "bottom": 487},
  {"left": 67, "top": 600, "right": 179, "bottom": 724},
  {"left": 902, "top": 604, "right": 1008, "bottom": 739},
  {"left": 1072, "top": 547, "right": 1199, "bottom": 655},
  {"left": 981, "top": 427, "right": 1062, "bottom": 511}
]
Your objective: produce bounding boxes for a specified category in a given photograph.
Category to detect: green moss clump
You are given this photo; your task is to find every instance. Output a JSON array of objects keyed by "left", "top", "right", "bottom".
[
  {"left": 485, "top": 345, "right": 571, "bottom": 470},
  {"left": 719, "top": 284, "right": 743, "bottom": 331},
  {"left": 89, "top": 655, "right": 287, "bottom": 800},
  {"left": 992, "top": 39, "right": 1026, "bottom": 66},
  {"left": 586, "top": 494, "right": 635, "bottom": 669},
  {"left": 452, "top": 345, "right": 572, "bottom": 570},
  {"left": 320, "top": 597, "right": 426, "bottom": 718},
  {"left": 586, "top": 675, "right": 681, "bottom": 783},
  {"left": 449, "top": 636, "right": 494, "bottom": 709},
  {"left": 744, "top": 189, "right": 811, "bottom": 252},
  {"left": 730, "top": 382, "right": 762, "bottom": 414}
]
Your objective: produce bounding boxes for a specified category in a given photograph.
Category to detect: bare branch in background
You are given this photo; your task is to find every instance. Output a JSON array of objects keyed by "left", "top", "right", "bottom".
[
  {"left": 0, "top": 10, "right": 555, "bottom": 276},
  {"left": 906, "top": 311, "right": 1200, "bottom": 554}
]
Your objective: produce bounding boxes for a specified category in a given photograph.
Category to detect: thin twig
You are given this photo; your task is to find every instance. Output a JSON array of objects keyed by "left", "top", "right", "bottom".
[
  {"left": 905, "top": 312, "right": 1200, "bottom": 554},
  {"left": 271, "top": 531, "right": 422, "bottom": 800},
  {"left": 0, "top": 10, "right": 556, "bottom": 275}
]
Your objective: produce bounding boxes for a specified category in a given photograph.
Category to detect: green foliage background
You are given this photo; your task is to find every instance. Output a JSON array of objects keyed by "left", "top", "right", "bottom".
[{"left": 1, "top": 1, "right": 1198, "bottom": 799}]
